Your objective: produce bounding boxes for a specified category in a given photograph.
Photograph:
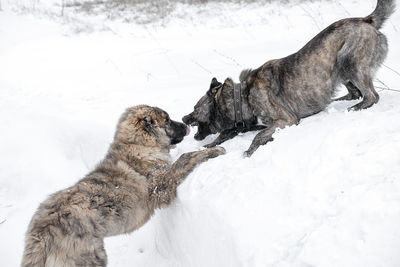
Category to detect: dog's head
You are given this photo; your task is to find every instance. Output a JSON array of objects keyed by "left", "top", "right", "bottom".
[
  {"left": 115, "top": 105, "right": 189, "bottom": 148},
  {"left": 182, "top": 78, "right": 224, "bottom": 140}
]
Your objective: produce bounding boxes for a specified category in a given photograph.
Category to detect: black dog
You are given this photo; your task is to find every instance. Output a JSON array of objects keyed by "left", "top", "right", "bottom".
[{"left": 183, "top": 0, "right": 394, "bottom": 157}]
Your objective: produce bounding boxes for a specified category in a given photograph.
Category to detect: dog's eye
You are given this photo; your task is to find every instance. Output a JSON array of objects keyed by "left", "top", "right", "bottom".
[{"left": 144, "top": 117, "right": 153, "bottom": 126}]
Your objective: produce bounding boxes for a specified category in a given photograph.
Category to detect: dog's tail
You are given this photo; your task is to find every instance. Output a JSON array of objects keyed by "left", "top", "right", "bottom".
[{"left": 366, "top": 0, "right": 396, "bottom": 29}]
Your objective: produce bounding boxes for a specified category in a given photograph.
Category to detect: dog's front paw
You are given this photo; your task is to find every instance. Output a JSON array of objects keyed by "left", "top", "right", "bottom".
[
  {"left": 203, "top": 142, "right": 217, "bottom": 148},
  {"left": 243, "top": 150, "right": 252, "bottom": 158},
  {"left": 204, "top": 146, "right": 226, "bottom": 158}
]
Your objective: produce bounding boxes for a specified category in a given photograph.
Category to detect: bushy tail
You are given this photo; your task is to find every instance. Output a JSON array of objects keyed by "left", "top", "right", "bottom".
[{"left": 366, "top": 0, "right": 396, "bottom": 29}]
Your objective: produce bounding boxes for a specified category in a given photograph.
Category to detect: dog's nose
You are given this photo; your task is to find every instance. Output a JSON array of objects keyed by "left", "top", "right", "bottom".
[{"left": 182, "top": 114, "right": 192, "bottom": 124}]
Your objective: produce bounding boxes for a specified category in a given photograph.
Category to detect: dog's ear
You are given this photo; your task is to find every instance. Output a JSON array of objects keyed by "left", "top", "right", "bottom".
[
  {"left": 142, "top": 116, "right": 156, "bottom": 136},
  {"left": 208, "top": 77, "right": 222, "bottom": 96},
  {"left": 144, "top": 116, "right": 152, "bottom": 126},
  {"left": 223, "top": 78, "right": 234, "bottom": 88},
  {"left": 210, "top": 77, "right": 220, "bottom": 88}
]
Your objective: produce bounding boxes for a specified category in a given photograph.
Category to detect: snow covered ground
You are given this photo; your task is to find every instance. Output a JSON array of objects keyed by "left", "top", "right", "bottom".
[{"left": 1, "top": 0, "right": 400, "bottom": 266}]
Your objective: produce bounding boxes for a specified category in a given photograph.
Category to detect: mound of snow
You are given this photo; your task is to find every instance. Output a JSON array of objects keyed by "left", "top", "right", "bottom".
[{"left": 0, "top": 0, "right": 400, "bottom": 266}]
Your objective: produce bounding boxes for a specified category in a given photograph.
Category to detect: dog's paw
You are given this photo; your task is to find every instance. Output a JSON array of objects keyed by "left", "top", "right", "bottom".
[
  {"left": 347, "top": 105, "right": 362, "bottom": 112},
  {"left": 243, "top": 150, "right": 252, "bottom": 158},
  {"left": 205, "top": 146, "right": 226, "bottom": 158},
  {"left": 243, "top": 146, "right": 260, "bottom": 158},
  {"left": 203, "top": 142, "right": 217, "bottom": 149}
]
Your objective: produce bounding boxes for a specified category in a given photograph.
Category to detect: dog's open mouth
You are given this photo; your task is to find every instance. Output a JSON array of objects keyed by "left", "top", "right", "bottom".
[
  {"left": 193, "top": 123, "right": 212, "bottom": 141},
  {"left": 186, "top": 125, "right": 191, "bottom": 136},
  {"left": 185, "top": 123, "right": 207, "bottom": 140},
  {"left": 183, "top": 114, "right": 213, "bottom": 141}
]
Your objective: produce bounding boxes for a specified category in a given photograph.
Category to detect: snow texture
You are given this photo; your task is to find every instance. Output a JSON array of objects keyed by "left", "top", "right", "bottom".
[{"left": 0, "top": 0, "right": 400, "bottom": 266}]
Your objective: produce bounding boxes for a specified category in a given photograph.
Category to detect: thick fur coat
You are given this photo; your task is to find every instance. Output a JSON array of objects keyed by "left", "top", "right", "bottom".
[{"left": 22, "top": 105, "right": 225, "bottom": 266}]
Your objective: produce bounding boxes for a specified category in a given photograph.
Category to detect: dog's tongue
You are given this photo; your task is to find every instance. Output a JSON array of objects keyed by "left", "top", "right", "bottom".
[{"left": 186, "top": 125, "right": 191, "bottom": 136}]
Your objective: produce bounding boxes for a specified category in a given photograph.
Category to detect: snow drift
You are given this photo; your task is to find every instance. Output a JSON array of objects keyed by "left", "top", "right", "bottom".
[{"left": 0, "top": 0, "right": 400, "bottom": 266}]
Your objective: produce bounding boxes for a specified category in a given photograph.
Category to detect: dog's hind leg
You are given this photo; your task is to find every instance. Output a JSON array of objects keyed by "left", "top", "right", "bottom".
[
  {"left": 341, "top": 33, "right": 387, "bottom": 110},
  {"left": 348, "top": 75, "right": 379, "bottom": 111},
  {"left": 74, "top": 238, "right": 107, "bottom": 267},
  {"left": 92, "top": 240, "right": 107, "bottom": 267},
  {"left": 334, "top": 81, "right": 362, "bottom": 101}
]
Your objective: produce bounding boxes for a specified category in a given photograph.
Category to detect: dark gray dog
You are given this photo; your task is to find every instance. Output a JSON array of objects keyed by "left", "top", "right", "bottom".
[{"left": 183, "top": 0, "right": 395, "bottom": 157}]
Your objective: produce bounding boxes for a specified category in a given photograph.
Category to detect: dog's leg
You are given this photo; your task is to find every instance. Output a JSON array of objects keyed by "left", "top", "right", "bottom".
[
  {"left": 243, "top": 125, "right": 268, "bottom": 133},
  {"left": 93, "top": 239, "right": 108, "bottom": 267},
  {"left": 244, "top": 119, "right": 296, "bottom": 157},
  {"left": 149, "top": 146, "right": 225, "bottom": 207},
  {"left": 334, "top": 81, "right": 362, "bottom": 101},
  {"left": 348, "top": 75, "right": 379, "bottom": 111},
  {"left": 73, "top": 238, "right": 107, "bottom": 267},
  {"left": 204, "top": 125, "right": 268, "bottom": 148},
  {"left": 204, "top": 129, "right": 239, "bottom": 148}
]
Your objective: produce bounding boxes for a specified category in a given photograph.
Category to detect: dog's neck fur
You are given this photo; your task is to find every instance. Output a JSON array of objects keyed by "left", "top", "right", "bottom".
[{"left": 100, "top": 141, "right": 171, "bottom": 180}]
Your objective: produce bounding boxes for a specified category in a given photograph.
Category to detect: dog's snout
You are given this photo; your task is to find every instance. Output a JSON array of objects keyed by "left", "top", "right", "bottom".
[
  {"left": 169, "top": 120, "right": 188, "bottom": 145},
  {"left": 182, "top": 114, "right": 193, "bottom": 125}
]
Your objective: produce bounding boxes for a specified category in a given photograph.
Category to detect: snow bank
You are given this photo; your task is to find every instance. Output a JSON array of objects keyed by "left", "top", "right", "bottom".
[{"left": 0, "top": 0, "right": 400, "bottom": 266}]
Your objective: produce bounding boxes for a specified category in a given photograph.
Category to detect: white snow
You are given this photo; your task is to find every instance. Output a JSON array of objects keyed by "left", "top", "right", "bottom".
[{"left": 1, "top": 0, "right": 400, "bottom": 266}]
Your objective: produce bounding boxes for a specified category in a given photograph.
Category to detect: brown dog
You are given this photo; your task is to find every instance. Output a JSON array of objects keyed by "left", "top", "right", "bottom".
[
  {"left": 183, "top": 0, "right": 395, "bottom": 157},
  {"left": 22, "top": 105, "right": 225, "bottom": 266}
]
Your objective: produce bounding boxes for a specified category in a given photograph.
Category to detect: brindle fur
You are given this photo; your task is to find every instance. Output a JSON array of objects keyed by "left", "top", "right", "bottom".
[
  {"left": 21, "top": 105, "right": 225, "bottom": 267},
  {"left": 183, "top": 0, "right": 395, "bottom": 157}
]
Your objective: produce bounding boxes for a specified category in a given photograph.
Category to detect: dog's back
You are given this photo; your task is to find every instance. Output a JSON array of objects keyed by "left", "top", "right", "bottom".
[
  {"left": 22, "top": 154, "right": 161, "bottom": 267},
  {"left": 256, "top": 0, "right": 395, "bottom": 118},
  {"left": 22, "top": 202, "right": 108, "bottom": 266}
]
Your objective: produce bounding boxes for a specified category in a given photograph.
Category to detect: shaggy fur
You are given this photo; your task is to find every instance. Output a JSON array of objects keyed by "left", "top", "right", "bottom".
[
  {"left": 21, "top": 105, "right": 225, "bottom": 267},
  {"left": 183, "top": 0, "right": 395, "bottom": 157}
]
